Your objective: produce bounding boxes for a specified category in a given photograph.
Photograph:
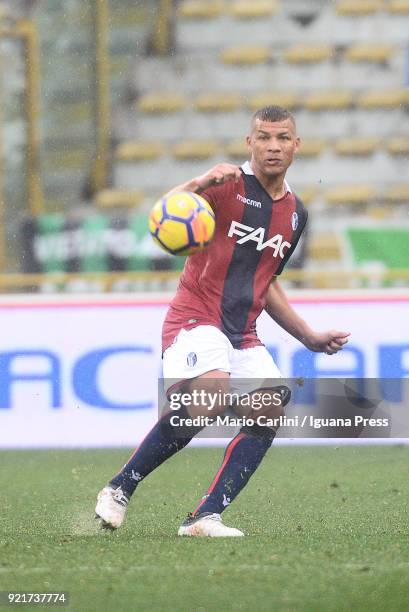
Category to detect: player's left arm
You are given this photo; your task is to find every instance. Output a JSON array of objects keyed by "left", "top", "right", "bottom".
[{"left": 265, "top": 277, "right": 350, "bottom": 355}]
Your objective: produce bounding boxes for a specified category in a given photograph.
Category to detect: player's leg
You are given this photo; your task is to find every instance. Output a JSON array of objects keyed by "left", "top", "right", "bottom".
[
  {"left": 95, "top": 326, "right": 231, "bottom": 529},
  {"left": 179, "top": 346, "right": 287, "bottom": 536}
]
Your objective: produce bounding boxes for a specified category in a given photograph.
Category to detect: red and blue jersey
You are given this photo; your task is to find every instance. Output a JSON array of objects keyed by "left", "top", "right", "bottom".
[{"left": 162, "top": 162, "right": 308, "bottom": 351}]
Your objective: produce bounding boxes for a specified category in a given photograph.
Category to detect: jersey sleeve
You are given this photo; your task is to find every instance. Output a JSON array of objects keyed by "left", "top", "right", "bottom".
[
  {"left": 200, "top": 180, "right": 234, "bottom": 213},
  {"left": 200, "top": 185, "right": 219, "bottom": 212},
  {"left": 275, "top": 195, "right": 308, "bottom": 275}
]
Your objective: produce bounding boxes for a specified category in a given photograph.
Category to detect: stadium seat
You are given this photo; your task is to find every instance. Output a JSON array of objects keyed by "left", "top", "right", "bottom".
[
  {"left": 367, "top": 206, "right": 395, "bottom": 220},
  {"left": 308, "top": 235, "right": 342, "bottom": 261},
  {"left": 178, "top": 0, "right": 224, "bottom": 19},
  {"left": 225, "top": 139, "right": 249, "bottom": 159},
  {"left": 172, "top": 140, "right": 219, "bottom": 160},
  {"left": 246, "top": 91, "right": 299, "bottom": 111},
  {"left": 304, "top": 91, "right": 353, "bottom": 111},
  {"left": 96, "top": 189, "right": 146, "bottom": 208},
  {"left": 137, "top": 93, "right": 186, "bottom": 114},
  {"left": 384, "top": 185, "right": 409, "bottom": 203},
  {"left": 326, "top": 185, "right": 377, "bottom": 205},
  {"left": 387, "top": 0, "right": 409, "bottom": 13},
  {"left": 195, "top": 92, "right": 242, "bottom": 113},
  {"left": 43, "top": 149, "right": 90, "bottom": 171},
  {"left": 385, "top": 137, "right": 409, "bottom": 156},
  {"left": 296, "top": 139, "right": 327, "bottom": 157},
  {"left": 296, "top": 186, "right": 320, "bottom": 206},
  {"left": 220, "top": 45, "right": 272, "bottom": 65},
  {"left": 334, "top": 138, "right": 379, "bottom": 156},
  {"left": 357, "top": 89, "right": 409, "bottom": 108},
  {"left": 115, "top": 141, "right": 165, "bottom": 162},
  {"left": 283, "top": 44, "right": 333, "bottom": 64},
  {"left": 228, "top": 0, "right": 279, "bottom": 19},
  {"left": 345, "top": 44, "right": 393, "bottom": 63},
  {"left": 336, "top": 0, "right": 383, "bottom": 15}
]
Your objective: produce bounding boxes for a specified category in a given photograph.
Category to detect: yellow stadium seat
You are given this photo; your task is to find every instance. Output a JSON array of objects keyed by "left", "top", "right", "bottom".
[
  {"left": 336, "top": 0, "right": 383, "bottom": 15},
  {"left": 384, "top": 185, "right": 409, "bottom": 203},
  {"left": 345, "top": 44, "right": 393, "bottom": 63},
  {"left": 335, "top": 138, "right": 379, "bottom": 156},
  {"left": 387, "top": 0, "right": 409, "bottom": 14},
  {"left": 308, "top": 235, "right": 342, "bottom": 261},
  {"left": 178, "top": 0, "right": 224, "bottom": 19},
  {"left": 326, "top": 185, "right": 377, "bottom": 205},
  {"left": 225, "top": 139, "right": 249, "bottom": 159},
  {"left": 195, "top": 92, "right": 242, "bottom": 113},
  {"left": 172, "top": 140, "right": 219, "bottom": 160},
  {"left": 385, "top": 137, "right": 409, "bottom": 155},
  {"left": 296, "top": 186, "right": 320, "bottom": 205},
  {"left": 220, "top": 45, "right": 272, "bottom": 65},
  {"left": 357, "top": 89, "right": 409, "bottom": 108},
  {"left": 44, "top": 150, "right": 90, "bottom": 171},
  {"left": 229, "top": 0, "right": 279, "bottom": 19},
  {"left": 246, "top": 91, "right": 299, "bottom": 111},
  {"left": 116, "top": 141, "right": 165, "bottom": 162},
  {"left": 304, "top": 91, "right": 354, "bottom": 110},
  {"left": 296, "top": 139, "right": 327, "bottom": 157},
  {"left": 283, "top": 44, "right": 333, "bottom": 64},
  {"left": 96, "top": 190, "right": 145, "bottom": 208},
  {"left": 367, "top": 206, "right": 394, "bottom": 220},
  {"left": 137, "top": 93, "right": 186, "bottom": 114}
]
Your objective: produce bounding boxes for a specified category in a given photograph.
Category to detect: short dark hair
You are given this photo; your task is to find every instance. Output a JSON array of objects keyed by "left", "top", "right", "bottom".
[{"left": 251, "top": 105, "right": 295, "bottom": 127}]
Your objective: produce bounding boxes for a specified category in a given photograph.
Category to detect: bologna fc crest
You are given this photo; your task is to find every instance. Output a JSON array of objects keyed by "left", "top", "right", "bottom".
[
  {"left": 291, "top": 211, "right": 298, "bottom": 231},
  {"left": 187, "top": 352, "right": 197, "bottom": 367}
]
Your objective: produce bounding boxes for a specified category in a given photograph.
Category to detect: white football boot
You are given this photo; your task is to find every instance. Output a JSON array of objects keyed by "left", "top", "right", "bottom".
[
  {"left": 178, "top": 512, "right": 244, "bottom": 537},
  {"left": 95, "top": 486, "right": 129, "bottom": 530}
]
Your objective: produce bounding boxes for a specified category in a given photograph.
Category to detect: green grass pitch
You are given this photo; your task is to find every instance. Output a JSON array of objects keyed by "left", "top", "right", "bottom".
[{"left": 1, "top": 445, "right": 409, "bottom": 611}]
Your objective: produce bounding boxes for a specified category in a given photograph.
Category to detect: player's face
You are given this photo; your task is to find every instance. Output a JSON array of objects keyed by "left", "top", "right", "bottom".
[{"left": 246, "top": 118, "right": 300, "bottom": 178}]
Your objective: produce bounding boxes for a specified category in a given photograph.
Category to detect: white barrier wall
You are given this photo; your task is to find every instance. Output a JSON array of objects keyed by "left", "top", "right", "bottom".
[{"left": 0, "top": 291, "right": 408, "bottom": 448}]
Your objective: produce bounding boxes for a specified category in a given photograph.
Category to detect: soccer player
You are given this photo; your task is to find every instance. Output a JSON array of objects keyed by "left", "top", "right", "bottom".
[{"left": 95, "top": 106, "right": 350, "bottom": 536}]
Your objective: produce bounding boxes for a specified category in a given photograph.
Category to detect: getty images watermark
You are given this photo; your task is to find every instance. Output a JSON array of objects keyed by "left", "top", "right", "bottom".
[
  {"left": 158, "top": 378, "right": 409, "bottom": 439},
  {"left": 168, "top": 388, "right": 284, "bottom": 428}
]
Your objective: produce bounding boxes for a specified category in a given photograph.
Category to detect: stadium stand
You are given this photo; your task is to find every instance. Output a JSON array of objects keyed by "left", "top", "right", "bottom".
[
  {"left": 2, "top": 0, "right": 408, "bottom": 287},
  {"left": 104, "top": 0, "right": 409, "bottom": 284}
]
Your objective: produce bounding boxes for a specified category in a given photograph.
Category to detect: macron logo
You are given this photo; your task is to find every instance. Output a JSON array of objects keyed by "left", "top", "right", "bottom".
[{"left": 237, "top": 193, "right": 262, "bottom": 209}]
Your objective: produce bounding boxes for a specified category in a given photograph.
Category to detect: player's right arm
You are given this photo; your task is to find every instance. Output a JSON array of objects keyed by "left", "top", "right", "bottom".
[{"left": 165, "top": 163, "right": 242, "bottom": 197}]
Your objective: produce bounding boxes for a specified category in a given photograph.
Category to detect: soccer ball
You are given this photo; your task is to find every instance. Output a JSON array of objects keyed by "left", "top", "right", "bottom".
[{"left": 149, "top": 191, "right": 216, "bottom": 256}]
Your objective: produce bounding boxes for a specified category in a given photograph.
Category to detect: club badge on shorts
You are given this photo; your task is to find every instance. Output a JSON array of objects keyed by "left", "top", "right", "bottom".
[{"left": 187, "top": 352, "right": 197, "bottom": 367}]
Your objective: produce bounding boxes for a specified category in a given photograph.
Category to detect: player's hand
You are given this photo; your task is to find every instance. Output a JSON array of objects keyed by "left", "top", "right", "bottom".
[
  {"left": 304, "top": 330, "right": 351, "bottom": 355},
  {"left": 196, "top": 163, "right": 242, "bottom": 191}
]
